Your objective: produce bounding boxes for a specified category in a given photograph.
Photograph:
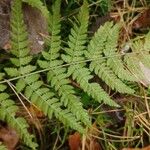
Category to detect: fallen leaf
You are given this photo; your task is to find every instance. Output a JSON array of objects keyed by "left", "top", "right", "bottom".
[
  {"left": 0, "top": 126, "right": 19, "bottom": 150},
  {"left": 68, "top": 132, "right": 81, "bottom": 150},
  {"left": 68, "top": 123, "right": 102, "bottom": 150},
  {"left": 132, "top": 9, "right": 150, "bottom": 29}
]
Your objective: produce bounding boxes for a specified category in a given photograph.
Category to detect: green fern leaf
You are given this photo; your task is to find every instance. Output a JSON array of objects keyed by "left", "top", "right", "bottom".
[
  {"left": 68, "top": 65, "right": 120, "bottom": 107},
  {"left": 86, "top": 22, "right": 135, "bottom": 94},
  {"left": 103, "top": 23, "right": 135, "bottom": 81},
  {"left": 23, "top": 77, "right": 85, "bottom": 133},
  {"left": 4, "top": 68, "right": 19, "bottom": 77},
  {"left": 10, "top": 56, "right": 32, "bottom": 67},
  {"left": 38, "top": 60, "right": 63, "bottom": 69},
  {"left": 90, "top": 58, "right": 134, "bottom": 94},
  {"left": 132, "top": 34, "right": 150, "bottom": 68},
  {"left": 5, "top": 0, "right": 85, "bottom": 134},
  {"left": 16, "top": 78, "right": 26, "bottom": 92},
  {"left": 47, "top": 69, "right": 91, "bottom": 125},
  {"left": 38, "top": 60, "right": 50, "bottom": 68},
  {"left": 38, "top": 0, "right": 91, "bottom": 126},
  {"left": 62, "top": 1, "right": 119, "bottom": 107},
  {"left": 5, "top": 0, "right": 32, "bottom": 77},
  {"left": 19, "top": 65, "right": 36, "bottom": 74},
  {"left": 124, "top": 53, "right": 145, "bottom": 81},
  {"left": 0, "top": 84, "right": 7, "bottom": 92},
  {"left": 0, "top": 74, "right": 7, "bottom": 92},
  {"left": 0, "top": 73, "right": 5, "bottom": 80},
  {"left": 0, "top": 88, "right": 38, "bottom": 149},
  {"left": 62, "top": 0, "right": 89, "bottom": 62}
]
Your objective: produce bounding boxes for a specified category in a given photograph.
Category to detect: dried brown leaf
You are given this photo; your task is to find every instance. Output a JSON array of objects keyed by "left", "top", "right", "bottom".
[
  {"left": 68, "top": 132, "right": 81, "bottom": 150},
  {"left": 0, "top": 126, "right": 19, "bottom": 150},
  {"left": 133, "top": 9, "right": 150, "bottom": 29}
]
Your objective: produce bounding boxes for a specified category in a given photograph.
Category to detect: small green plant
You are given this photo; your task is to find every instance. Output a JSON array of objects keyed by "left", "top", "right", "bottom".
[{"left": 0, "top": 0, "right": 150, "bottom": 149}]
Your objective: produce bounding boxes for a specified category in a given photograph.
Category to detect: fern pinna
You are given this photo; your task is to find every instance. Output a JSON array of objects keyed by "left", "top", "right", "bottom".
[
  {"left": 4, "top": 0, "right": 86, "bottom": 148},
  {"left": 0, "top": 142, "right": 7, "bottom": 150},
  {"left": 38, "top": 0, "right": 91, "bottom": 126},
  {"left": 61, "top": 1, "right": 119, "bottom": 107},
  {"left": 0, "top": 73, "right": 37, "bottom": 149},
  {"left": 85, "top": 22, "right": 135, "bottom": 94}
]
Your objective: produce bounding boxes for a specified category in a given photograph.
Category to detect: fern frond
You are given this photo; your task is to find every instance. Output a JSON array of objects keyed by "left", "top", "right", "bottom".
[
  {"left": 133, "top": 33, "right": 150, "bottom": 68},
  {"left": 23, "top": 75, "right": 85, "bottom": 133},
  {"left": 102, "top": 23, "right": 135, "bottom": 81},
  {"left": 5, "top": 0, "right": 35, "bottom": 77},
  {"left": 4, "top": 0, "right": 85, "bottom": 133},
  {"left": 124, "top": 53, "right": 145, "bottom": 81},
  {"left": 61, "top": 1, "right": 119, "bottom": 107},
  {"left": 38, "top": 0, "right": 91, "bottom": 126},
  {"left": 4, "top": 68, "right": 19, "bottom": 77},
  {"left": 38, "top": 0, "right": 61, "bottom": 64},
  {"left": 0, "top": 92, "right": 38, "bottom": 149},
  {"left": 86, "top": 22, "right": 135, "bottom": 94},
  {"left": 0, "top": 74, "right": 37, "bottom": 149},
  {"left": 49, "top": 0, "right": 61, "bottom": 58},
  {"left": 62, "top": 0, "right": 89, "bottom": 63},
  {"left": 69, "top": 65, "right": 120, "bottom": 107},
  {"left": 47, "top": 69, "right": 91, "bottom": 125},
  {"left": 89, "top": 58, "right": 134, "bottom": 93}
]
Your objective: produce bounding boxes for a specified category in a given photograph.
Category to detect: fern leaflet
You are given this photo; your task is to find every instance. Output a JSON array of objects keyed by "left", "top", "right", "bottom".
[
  {"left": 86, "top": 22, "right": 135, "bottom": 94},
  {"left": 5, "top": 0, "right": 85, "bottom": 134},
  {"left": 38, "top": 0, "right": 91, "bottom": 126},
  {"left": 62, "top": 1, "right": 119, "bottom": 107},
  {"left": 0, "top": 73, "right": 37, "bottom": 149}
]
